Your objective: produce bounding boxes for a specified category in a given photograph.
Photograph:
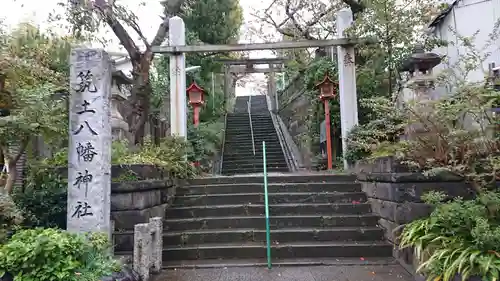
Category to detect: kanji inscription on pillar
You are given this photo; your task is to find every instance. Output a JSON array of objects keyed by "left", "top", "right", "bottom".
[{"left": 67, "top": 48, "right": 112, "bottom": 235}]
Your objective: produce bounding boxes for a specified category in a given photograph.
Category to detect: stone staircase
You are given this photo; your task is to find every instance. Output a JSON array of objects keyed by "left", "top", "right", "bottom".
[
  {"left": 221, "top": 95, "right": 288, "bottom": 175},
  {"left": 162, "top": 174, "right": 394, "bottom": 268}
]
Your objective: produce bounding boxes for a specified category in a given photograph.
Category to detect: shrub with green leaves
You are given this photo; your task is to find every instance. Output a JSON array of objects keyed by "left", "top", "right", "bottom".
[
  {"left": 345, "top": 96, "right": 406, "bottom": 163},
  {"left": 0, "top": 228, "right": 121, "bottom": 281},
  {"left": 0, "top": 193, "right": 23, "bottom": 243},
  {"left": 13, "top": 164, "right": 67, "bottom": 229},
  {"left": 400, "top": 192, "right": 500, "bottom": 281}
]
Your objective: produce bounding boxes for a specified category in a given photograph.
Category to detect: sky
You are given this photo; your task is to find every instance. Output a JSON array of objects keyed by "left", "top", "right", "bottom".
[{"left": 0, "top": 0, "right": 279, "bottom": 96}]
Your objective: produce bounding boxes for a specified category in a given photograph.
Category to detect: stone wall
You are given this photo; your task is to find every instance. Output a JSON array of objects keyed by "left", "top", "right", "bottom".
[
  {"left": 57, "top": 164, "right": 178, "bottom": 253},
  {"left": 355, "top": 156, "right": 474, "bottom": 273},
  {"left": 110, "top": 165, "right": 179, "bottom": 253},
  {"left": 277, "top": 73, "right": 314, "bottom": 168}
]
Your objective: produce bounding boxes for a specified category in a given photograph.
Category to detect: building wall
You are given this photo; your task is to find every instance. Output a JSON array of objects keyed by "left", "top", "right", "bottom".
[{"left": 432, "top": 0, "right": 500, "bottom": 96}]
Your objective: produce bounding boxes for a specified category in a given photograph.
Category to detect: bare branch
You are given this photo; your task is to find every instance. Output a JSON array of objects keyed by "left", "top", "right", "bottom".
[
  {"left": 93, "top": 2, "right": 140, "bottom": 60},
  {"left": 151, "top": 0, "right": 186, "bottom": 47}
]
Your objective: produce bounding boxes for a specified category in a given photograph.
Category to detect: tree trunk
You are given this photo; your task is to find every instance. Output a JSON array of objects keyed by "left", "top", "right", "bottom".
[
  {"left": 4, "top": 160, "right": 17, "bottom": 194},
  {"left": 128, "top": 54, "right": 153, "bottom": 145}
]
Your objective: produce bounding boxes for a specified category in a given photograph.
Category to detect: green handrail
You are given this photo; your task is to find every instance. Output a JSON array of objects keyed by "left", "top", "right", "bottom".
[{"left": 262, "top": 141, "right": 272, "bottom": 269}]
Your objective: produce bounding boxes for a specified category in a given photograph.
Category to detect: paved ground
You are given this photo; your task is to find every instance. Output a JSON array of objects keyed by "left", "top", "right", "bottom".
[{"left": 157, "top": 265, "right": 413, "bottom": 281}]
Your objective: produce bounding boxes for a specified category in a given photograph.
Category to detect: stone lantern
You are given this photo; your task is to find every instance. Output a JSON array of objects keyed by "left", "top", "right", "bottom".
[
  {"left": 186, "top": 82, "right": 207, "bottom": 127},
  {"left": 111, "top": 71, "right": 132, "bottom": 141},
  {"left": 400, "top": 44, "right": 442, "bottom": 139},
  {"left": 400, "top": 44, "right": 442, "bottom": 103}
]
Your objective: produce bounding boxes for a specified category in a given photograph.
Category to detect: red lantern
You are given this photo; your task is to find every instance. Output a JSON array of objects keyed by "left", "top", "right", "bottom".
[
  {"left": 186, "top": 82, "right": 207, "bottom": 127},
  {"left": 315, "top": 74, "right": 338, "bottom": 170},
  {"left": 316, "top": 74, "right": 338, "bottom": 101}
]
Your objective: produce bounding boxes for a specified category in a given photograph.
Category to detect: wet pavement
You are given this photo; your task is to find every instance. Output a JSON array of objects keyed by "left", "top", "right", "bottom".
[{"left": 156, "top": 265, "right": 413, "bottom": 281}]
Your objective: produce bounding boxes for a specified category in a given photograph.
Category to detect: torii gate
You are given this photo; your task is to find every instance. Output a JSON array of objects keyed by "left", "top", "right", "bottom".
[
  {"left": 152, "top": 8, "right": 360, "bottom": 169},
  {"left": 215, "top": 58, "right": 286, "bottom": 111}
]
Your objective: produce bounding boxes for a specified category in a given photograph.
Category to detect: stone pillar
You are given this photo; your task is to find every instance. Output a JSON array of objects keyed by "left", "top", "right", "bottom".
[
  {"left": 336, "top": 8, "right": 359, "bottom": 170},
  {"left": 110, "top": 84, "right": 129, "bottom": 141},
  {"left": 169, "top": 16, "right": 187, "bottom": 139},
  {"left": 224, "top": 65, "right": 231, "bottom": 111},
  {"left": 269, "top": 65, "right": 277, "bottom": 112},
  {"left": 149, "top": 217, "right": 163, "bottom": 272},
  {"left": 67, "top": 48, "right": 112, "bottom": 235},
  {"left": 133, "top": 217, "right": 163, "bottom": 281},
  {"left": 133, "top": 223, "right": 151, "bottom": 281}
]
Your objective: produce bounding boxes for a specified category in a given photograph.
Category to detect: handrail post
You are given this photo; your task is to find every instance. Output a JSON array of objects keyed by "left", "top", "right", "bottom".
[
  {"left": 262, "top": 141, "right": 271, "bottom": 269},
  {"left": 247, "top": 96, "right": 256, "bottom": 155},
  {"left": 218, "top": 113, "right": 228, "bottom": 174}
]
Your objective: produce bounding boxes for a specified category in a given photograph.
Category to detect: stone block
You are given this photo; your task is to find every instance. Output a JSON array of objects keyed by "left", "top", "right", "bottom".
[
  {"left": 111, "top": 164, "right": 167, "bottom": 181},
  {"left": 361, "top": 181, "right": 473, "bottom": 203},
  {"left": 355, "top": 156, "right": 410, "bottom": 174},
  {"left": 133, "top": 217, "right": 163, "bottom": 281},
  {"left": 149, "top": 217, "right": 163, "bottom": 273},
  {"left": 133, "top": 223, "right": 151, "bottom": 281},
  {"left": 357, "top": 171, "right": 464, "bottom": 183},
  {"left": 112, "top": 203, "right": 167, "bottom": 230},
  {"left": 368, "top": 198, "right": 433, "bottom": 224},
  {"left": 378, "top": 218, "right": 401, "bottom": 244}
]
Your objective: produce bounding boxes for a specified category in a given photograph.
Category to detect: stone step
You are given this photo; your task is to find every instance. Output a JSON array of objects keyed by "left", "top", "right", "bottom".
[
  {"left": 223, "top": 148, "right": 283, "bottom": 154},
  {"left": 226, "top": 119, "right": 274, "bottom": 124},
  {"left": 225, "top": 136, "right": 279, "bottom": 142},
  {"left": 222, "top": 152, "right": 284, "bottom": 158},
  {"left": 177, "top": 182, "right": 362, "bottom": 195},
  {"left": 224, "top": 142, "right": 281, "bottom": 147},
  {"left": 224, "top": 137, "right": 280, "bottom": 142},
  {"left": 226, "top": 129, "right": 277, "bottom": 134},
  {"left": 221, "top": 162, "right": 288, "bottom": 171},
  {"left": 221, "top": 167, "right": 289, "bottom": 175},
  {"left": 113, "top": 227, "right": 386, "bottom": 252},
  {"left": 166, "top": 203, "right": 372, "bottom": 219},
  {"left": 226, "top": 124, "right": 275, "bottom": 129},
  {"left": 164, "top": 227, "right": 384, "bottom": 246},
  {"left": 226, "top": 118, "right": 272, "bottom": 122},
  {"left": 220, "top": 155, "right": 285, "bottom": 162},
  {"left": 161, "top": 257, "right": 399, "bottom": 268},
  {"left": 185, "top": 174, "right": 358, "bottom": 185},
  {"left": 162, "top": 241, "right": 393, "bottom": 261},
  {"left": 172, "top": 192, "right": 367, "bottom": 207},
  {"left": 164, "top": 214, "right": 380, "bottom": 231}
]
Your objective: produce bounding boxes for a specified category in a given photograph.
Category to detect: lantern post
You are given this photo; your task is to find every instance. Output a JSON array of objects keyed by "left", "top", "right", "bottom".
[
  {"left": 186, "top": 82, "right": 207, "bottom": 127},
  {"left": 316, "top": 74, "right": 338, "bottom": 170}
]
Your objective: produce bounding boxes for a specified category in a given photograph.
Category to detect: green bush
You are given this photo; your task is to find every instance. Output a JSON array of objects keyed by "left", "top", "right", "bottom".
[
  {"left": 400, "top": 192, "right": 500, "bottom": 281},
  {"left": 13, "top": 165, "right": 67, "bottom": 229},
  {"left": 114, "top": 136, "right": 198, "bottom": 179},
  {"left": 0, "top": 228, "right": 121, "bottom": 281},
  {"left": 0, "top": 193, "right": 23, "bottom": 243},
  {"left": 345, "top": 96, "right": 406, "bottom": 163}
]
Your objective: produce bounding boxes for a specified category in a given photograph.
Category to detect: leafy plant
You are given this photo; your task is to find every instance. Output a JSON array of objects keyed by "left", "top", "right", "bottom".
[
  {"left": 345, "top": 96, "right": 406, "bottom": 163},
  {"left": 400, "top": 193, "right": 500, "bottom": 281},
  {"left": 0, "top": 228, "right": 121, "bottom": 281},
  {"left": 13, "top": 167, "right": 67, "bottom": 229},
  {"left": 113, "top": 137, "right": 198, "bottom": 179},
  {"left": 0, "top": 193, "right": 23, "bottom": 243}
]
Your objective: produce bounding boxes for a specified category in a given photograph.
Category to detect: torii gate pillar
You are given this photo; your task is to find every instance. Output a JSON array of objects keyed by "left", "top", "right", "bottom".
[
  {"left": 336, "top": 8, "right": 359, "bottom": 169},
  {"left": 168, "top": 16, "right": 187, "bottom": 139}
]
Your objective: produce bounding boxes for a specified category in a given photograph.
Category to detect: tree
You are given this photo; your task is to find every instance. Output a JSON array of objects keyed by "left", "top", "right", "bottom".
[
  {"left": 254, "top": 0, "right": 440, "bottom": 122},
  {"left": 61, "top": 0, "right": 243, "bottom": 144},
  {"left": 0, "top": 23, "right": 71, "bottom": 193}
]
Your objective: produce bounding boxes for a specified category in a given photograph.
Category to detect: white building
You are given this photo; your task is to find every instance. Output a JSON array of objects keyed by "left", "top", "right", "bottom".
[{"left": 428, "top": 0, "right": 500, "bottom": 89}]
